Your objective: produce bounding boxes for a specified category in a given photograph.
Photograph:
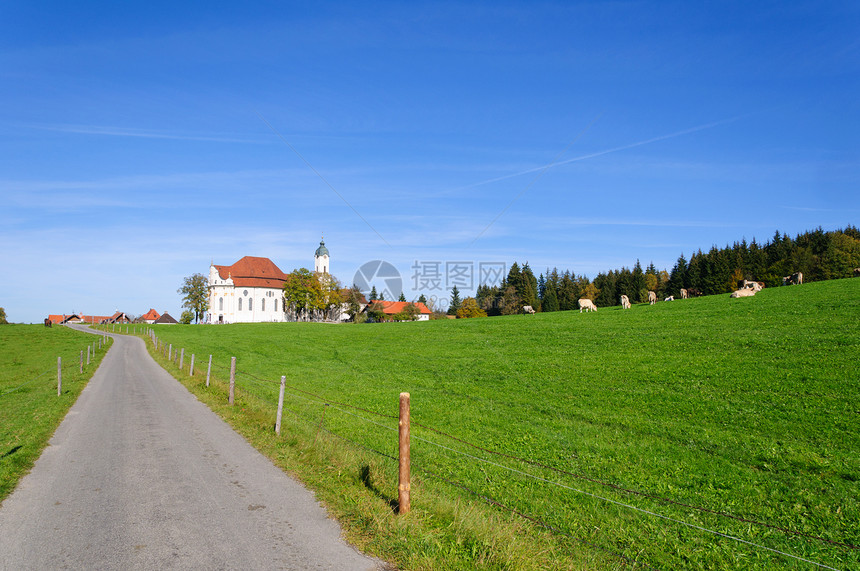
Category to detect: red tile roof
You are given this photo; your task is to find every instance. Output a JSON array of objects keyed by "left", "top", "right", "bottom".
[
  {"left": 140, "top": 308, "right": 160, "bottom": 321},
  {"left": 369, "top": 301, "right": 431, "bottom": 314},
  {"left": 214, "top": 256, "right": 289, "bottom": 288}
]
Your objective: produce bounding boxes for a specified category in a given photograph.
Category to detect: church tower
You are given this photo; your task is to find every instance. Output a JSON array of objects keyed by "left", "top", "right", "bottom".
[{"left": 314, "top": 236, "right": 330, "bottom": 275}]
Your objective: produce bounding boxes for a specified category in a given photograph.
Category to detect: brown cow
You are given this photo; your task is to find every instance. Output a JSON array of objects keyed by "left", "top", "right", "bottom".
[
  {"left": 44, "top": 318, "right": 52, "bottom": 328},
  {"left": 578, "top": 298, "right": 597, "bottom": 313}
]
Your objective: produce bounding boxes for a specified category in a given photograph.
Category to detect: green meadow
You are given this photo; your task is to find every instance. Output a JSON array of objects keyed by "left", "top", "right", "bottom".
[
  {"left": 130, "top": 278, "right": 858, "bottom": 569},
  {"left": 0, "top": 325, "right": 110, "bottom": 502}
]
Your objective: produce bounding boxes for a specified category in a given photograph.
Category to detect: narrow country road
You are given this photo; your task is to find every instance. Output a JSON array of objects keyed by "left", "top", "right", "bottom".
[{"left": 0, "top": 327, "right": 383, "bottom": 570}]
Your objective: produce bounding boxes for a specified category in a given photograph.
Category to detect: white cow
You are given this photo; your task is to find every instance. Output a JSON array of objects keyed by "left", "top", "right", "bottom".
[
  {"left": 730, "top": 288, "right": 756, "bottom": 298},
  {"left": 647, "top": 290, "right": 657, "bottom": 305},
  {"left": 523, "top": 305, "right": 536, "bottom": 314},
  {"left": 740, "top": 280, "right": 763, "bottom": 292},
  {"left": 664, "top": 296, "right": 674, "bottom": 301},
  {"left": 680, "top": 288, "right": 688, "bottom": 299},
  {"left": 578, "top": 298, "right": 597, "bottom": 313},
  {"left": 620, "top": 295, "right": 631, "bottom": 309}
]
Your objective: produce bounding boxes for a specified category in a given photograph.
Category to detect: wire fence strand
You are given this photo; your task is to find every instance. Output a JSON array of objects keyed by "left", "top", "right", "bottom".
[{"left": 143, "top": 339, "right": 853, "bottom": 569}]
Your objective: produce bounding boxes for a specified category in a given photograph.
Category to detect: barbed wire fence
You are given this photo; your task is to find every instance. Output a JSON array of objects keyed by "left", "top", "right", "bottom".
[
  {"left": 1, "top": 327, "right": 113, "bottom": 398},
  {"left": 139, "top": 331, "right": 853, "bottom": 570}
]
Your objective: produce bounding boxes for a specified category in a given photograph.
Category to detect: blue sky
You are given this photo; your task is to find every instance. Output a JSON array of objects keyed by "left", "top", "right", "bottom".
[{"left": 2, "top": 1, "right": 858, "bottom": 322}]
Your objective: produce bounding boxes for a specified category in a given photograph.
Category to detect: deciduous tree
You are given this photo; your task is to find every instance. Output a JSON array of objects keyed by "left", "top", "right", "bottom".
[
  {"left": 456, "top": 297, "right": 487, "bottom": 318},
  {"left": 178, "top": 273, "right": 209, "bottom": 324}
]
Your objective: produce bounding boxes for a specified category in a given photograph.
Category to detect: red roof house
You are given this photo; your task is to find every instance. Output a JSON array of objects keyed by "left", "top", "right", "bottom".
[
  {"left": 139, "top": 309, "right": 161, "bottom": 324},
  {"left": 367, "top": 300, "right": 432, "bottom": 321},
  {"left": 212, "top": 256, "right": 289, "bottom": 289}
]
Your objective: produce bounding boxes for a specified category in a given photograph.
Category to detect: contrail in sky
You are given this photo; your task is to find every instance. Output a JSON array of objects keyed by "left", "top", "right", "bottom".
[
  {"left": 27, "top": 123, "right": 263, "bottom": 144},
  {"left": 469, "top": 114, "right": 601, "bottom": 246},
  {"left": 460, "top": 115, "right": 743, "bottom": 192}
]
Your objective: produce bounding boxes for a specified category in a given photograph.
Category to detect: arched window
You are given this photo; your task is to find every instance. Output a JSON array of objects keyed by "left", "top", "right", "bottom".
[
  {"left": 275, "top": 299, "right": 278, "bottom": 312},
  {"left": 238, "top": 298, "right": 242, "bottom": 311},
  {"left": 219, "top": 297, "right": 223, "bottom": 311},
  {"left": 261, "top": 298, "right": 266, "bottom": 311},
  {"left": 249, "top": 298, "right": 253, "bottom": 311}
]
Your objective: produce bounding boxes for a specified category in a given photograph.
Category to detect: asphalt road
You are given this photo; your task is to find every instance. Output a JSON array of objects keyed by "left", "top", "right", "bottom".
[{"left": 0, "top": 327, "right": 383, "bottom": 570}]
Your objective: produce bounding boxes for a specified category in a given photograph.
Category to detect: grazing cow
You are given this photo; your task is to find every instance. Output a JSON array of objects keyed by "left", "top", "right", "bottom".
[
  {"left": 523, "top": 305, "right": 536, "bottom": 314},
  {"left": 687, "top": 288, "right": 703, "bottom": 297},
  {"left": 854, "top": 268, "right": 860, "bottom": 277},
  {"left": 739, "top": 280, "right": 763, "bottom": 292},
  {"left": 783, "top": 272, "right": 803, "bottom": 286},
  {"left": 730, "top": 288, "right": 756, "bottom": 298},
  {"left": 578, "top": 298, "right": 597, "bottom": 313},
  {"left": 647, "top": 290, "right": 657, "bottom": 305},
  {"left": 680, "top": 288, "right": 688, "bottom": 299},
  {"left": 620, "top": 295, "right": 631, "bottom": 309},
  {"left": 664, "top": 296, "right": 674, "bottom": 301},
  {"left": 44, "top": 318, "right": 52, "bottom": 328}
]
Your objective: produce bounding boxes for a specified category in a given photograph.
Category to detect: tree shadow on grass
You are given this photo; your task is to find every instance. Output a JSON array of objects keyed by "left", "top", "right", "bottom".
[{"left": 359, "top": 465, "right": 400, "bottom": 514}]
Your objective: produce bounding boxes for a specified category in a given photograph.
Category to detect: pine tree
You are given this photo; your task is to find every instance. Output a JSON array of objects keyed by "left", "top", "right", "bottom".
[
  {"left": 448, "top": 286, "right": 462, "bottom": 315},
  {"left": 541, "top": 281, "right": 559, "bottom": 312},
  {"left": 631, "top": 260, "right": 647, "bottom": 303},
  {"left": 520, "top": 263, "right": 539, "bottom": 309},
  {"left": 398, "top": 292, "right": 406, "bottom": 302}
]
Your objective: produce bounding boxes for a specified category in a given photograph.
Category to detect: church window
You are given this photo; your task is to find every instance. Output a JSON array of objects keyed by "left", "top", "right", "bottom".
[
  {"left": 274, "top": 299, "right": 278, "bottom": 312},
  {"left": 261, "top": 299, "right": 265, "bottom": 311},
  {"left": 219, "top": 297, "right": 223, "bottom": 311},
  {"left": 249, "top": 298, "right": 253, "bottom": 311},
  {"left": 238, "top": 298, "right": 242, "bottom": 311}
]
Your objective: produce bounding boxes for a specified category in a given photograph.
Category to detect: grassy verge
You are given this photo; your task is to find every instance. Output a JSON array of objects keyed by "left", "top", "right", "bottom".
[
  {"left": 0, "top": 325, "right": 111, "bottom": 502},
  {"left": 122, "top": 278, "right": 859, "bottom": 569}
]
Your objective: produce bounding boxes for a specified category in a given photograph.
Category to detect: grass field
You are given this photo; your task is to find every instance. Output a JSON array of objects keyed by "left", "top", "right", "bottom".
[
  {"left": 123, "top": 278, "right": 858, "bottom": 569},
  {"left": 0, "top": 325, "right": 111, "bottom": 502}
]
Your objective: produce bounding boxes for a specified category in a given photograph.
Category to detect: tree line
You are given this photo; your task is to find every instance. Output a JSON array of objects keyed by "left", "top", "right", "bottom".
[{"left": 468, "top": 226, "right": 860, "bottom": 315}]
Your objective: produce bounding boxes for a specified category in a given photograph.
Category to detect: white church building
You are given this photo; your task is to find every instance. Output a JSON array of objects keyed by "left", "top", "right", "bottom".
[{"left": 207, "top": 239, "right": 331, "bottom": 324}]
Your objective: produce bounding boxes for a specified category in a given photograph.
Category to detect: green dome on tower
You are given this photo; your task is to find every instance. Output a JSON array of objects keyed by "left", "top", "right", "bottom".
[{"left": 315, "top": 238, "right": 329, "bottom": 257}]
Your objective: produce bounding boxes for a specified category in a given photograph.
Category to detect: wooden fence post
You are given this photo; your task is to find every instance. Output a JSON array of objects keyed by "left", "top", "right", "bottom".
[
  {"left": 399, "top": 392, "right": 411, "bottom": 515},
  {"left": 189, "top": 354, "right": 195, "bottom": 376},
  {"left": 229, "top": 357, "right": 236, "bottom": 405},
  {"left": 57, "top": 357, "right": 62, "bottom": 396},
  {"left": 87, "top": 346, "right": 91, "bottom": 365},
  {"left": 79, "top": 350, "right": 83, "bottom": 373},
  {"left": 169, "top": 344, "right": 173, "bottom": 361},
  {"left": 275, "top": 375, "right": 286, "bottom": 435},
  {"left": 179, "top": 348, "right": 185, "bottom": 370},
  {"left": 206, "top": 355, "right": 212, "bottom": 387}
]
